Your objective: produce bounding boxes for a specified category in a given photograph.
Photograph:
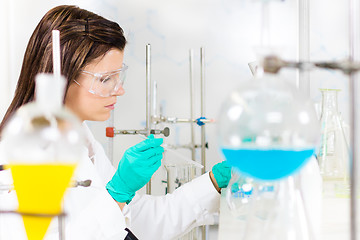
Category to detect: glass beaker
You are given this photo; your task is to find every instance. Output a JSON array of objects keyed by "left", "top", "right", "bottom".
[
  {"left": 164, "top": 164, "right": 196, "bottom": 194},
  {"left": 317, "top": 89, "right": 349, "bottom": 197},
  {"left": 2, "top": 74, "right": 84, "bottom": 240}
]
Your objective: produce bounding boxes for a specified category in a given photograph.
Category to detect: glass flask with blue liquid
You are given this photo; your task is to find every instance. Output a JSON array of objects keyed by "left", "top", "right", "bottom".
[
  {"left": 218, "top": 72, "right": 319, "bottom": 181},
  {"left": 218, "top": 71, "right": 320, "bottom": 240}
]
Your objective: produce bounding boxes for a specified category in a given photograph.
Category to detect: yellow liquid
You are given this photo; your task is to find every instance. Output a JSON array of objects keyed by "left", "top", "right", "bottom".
[{"left": 10, "top": 163, "right": 76, "bottom": 240}]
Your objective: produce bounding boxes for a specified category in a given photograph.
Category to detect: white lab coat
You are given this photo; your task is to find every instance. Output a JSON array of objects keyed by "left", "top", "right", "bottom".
[{"left": 0, "top": 122, "right": 220, "bottom": 240}]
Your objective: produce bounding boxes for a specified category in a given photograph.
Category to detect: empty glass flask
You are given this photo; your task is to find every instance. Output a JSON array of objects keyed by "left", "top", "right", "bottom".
[{"left": 317, "top": 89, "right": 349, "bottom": 197}]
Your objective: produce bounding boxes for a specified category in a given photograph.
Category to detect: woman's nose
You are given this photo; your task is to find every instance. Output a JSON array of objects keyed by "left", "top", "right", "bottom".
[{"left": 112, "top": 85, "right": 125, "bottom": 96}]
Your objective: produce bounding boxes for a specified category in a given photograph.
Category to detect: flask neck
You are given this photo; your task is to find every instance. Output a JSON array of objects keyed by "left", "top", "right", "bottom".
[{"left": 320, "top": 89, "right": 339, "bottom": 114}]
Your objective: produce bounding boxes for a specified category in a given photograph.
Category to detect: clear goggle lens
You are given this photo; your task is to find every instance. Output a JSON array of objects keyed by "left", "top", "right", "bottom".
[{"left": 75, "top": 63, "right": 128, "bottom": 97}]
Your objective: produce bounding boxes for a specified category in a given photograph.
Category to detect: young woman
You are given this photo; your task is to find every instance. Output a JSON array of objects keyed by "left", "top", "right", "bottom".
[{"left": 0, "top": 5, "right": 231, "bottom": 240}]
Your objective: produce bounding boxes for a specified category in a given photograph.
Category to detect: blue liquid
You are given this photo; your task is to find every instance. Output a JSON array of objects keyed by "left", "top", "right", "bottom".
[{"left": 221, "top": 148, "right": 315, "bottom": 181}]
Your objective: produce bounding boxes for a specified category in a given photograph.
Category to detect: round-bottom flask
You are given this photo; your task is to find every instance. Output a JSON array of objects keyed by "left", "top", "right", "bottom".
[
  {"left": 218, "top": 73, "right": 319, "bottom": 181},
  {"left": 217, "top": 72, "right": 320, "bottom": 240}
]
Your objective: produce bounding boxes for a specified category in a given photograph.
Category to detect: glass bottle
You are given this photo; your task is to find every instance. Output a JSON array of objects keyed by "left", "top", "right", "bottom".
[
  {"left": 317, "top": 88, "right": 349, "bottom": 197},
  {"left": 2, "top": 74, "right": 84, "bottom": 240}
]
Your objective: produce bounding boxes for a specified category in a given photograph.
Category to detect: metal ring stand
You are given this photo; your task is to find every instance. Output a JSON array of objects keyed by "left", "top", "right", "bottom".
[{"left": 0, "top": 210, "right": 66, "bottom": 240}]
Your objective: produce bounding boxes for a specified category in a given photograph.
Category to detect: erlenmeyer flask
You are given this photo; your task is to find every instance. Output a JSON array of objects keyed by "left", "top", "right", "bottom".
[
  {"left": 317, "top": 89, "right": 349, "bottom": 197},
  {"left": 2, "top": 74, "right": 84, "bottom": 240}
]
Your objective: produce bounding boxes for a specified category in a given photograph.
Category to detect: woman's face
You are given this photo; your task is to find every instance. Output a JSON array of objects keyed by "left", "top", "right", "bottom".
[{"left": 65, "top": 48, "right": 125, "bottom": 122}]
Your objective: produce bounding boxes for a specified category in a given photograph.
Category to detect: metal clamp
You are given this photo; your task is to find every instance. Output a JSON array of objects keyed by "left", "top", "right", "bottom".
[
  {"left": 106, "top": 127, "right": 170, "bottom": 138},
  {"left": 262, "top": 55, "right": 360, "bottom": 75}
]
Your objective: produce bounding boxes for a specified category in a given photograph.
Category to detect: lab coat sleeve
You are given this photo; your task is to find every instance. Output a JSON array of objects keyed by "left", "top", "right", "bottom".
[{"left": 128, "top": 172, "right": 220, "bottom": 240}]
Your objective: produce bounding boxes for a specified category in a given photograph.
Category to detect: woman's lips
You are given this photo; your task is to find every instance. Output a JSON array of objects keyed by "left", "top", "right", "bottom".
[{"left": 105, "top": 103, "right": 115, "bottom": 110}]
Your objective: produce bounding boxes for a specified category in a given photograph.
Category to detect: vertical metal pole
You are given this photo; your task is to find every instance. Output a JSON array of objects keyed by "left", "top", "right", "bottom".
[
  {"left": 189, "top": 49, "right": 196, "bottom": 161},
  {"left": 349, "top": 71, "right": 357, "bottom": 240},
  {"left": 349, "top": 0, "right": 359, "bottom": 238},
  {"left": 59, "top": 214, "right": 65, "bottom": 240},
  {"left": 200, "top": 47, "right": 208, "bottom": 240},
  {"left": 189, "top": 49, "right": 196, "bottom": 181},
  {"left": 146, "top": 44, "right": 152, "bottom": 195},
  {"left": 298, "top": 0, "right": 310, "bottom": 97},
  {"left": 200, "top": 47, "right": 206, "bottom": 175},
  {"left": 153, "top": 81, "right": 158, "bottom": 119}
]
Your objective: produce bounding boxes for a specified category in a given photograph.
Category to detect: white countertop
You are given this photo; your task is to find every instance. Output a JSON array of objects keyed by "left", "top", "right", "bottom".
[{"left": 218, "top": 191, "right": 351, "bottom": 240}]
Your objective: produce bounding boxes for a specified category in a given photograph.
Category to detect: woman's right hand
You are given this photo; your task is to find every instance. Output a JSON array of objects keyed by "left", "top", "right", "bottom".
[{"left": 106, "top": 135, "right": 164, "bottom": 204}]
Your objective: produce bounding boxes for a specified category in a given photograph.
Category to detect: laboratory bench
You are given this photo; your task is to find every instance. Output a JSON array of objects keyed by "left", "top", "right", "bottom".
[{"left": 217, "top": 190, "right": 350, "bottom": 239}]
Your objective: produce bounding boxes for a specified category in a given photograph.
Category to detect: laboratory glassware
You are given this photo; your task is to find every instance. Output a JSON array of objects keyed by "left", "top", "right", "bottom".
[
  {"left": 1, "top": 74, "right": 84, "bottom": 240},
  {"left": 225, "top": 170, "right": 276, "bottom": 221},
  {"left": 242, "top": 176, "right": 313, "bottom": 240},
  {"left": 225, "top": 170, "right": 254, "bottom": 220},
  {"left": 164, "top": 163, "right": 196, "bottom": 196},
  {"left": 218, "top": 72, "right": 320, "bottom": 181},
  {"left": 317, "top": 88, "right": 350, "bottom": 197},
  {"left": 225, "top": 169, "right": 278, "bottom": 240},
  {"left": 217, "top": 71, "right": 320, "bottom": 239}
]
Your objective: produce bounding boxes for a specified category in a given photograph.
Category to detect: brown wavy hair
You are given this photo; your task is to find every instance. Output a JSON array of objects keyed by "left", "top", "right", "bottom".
[{"left": 0, "top": 5, "right": 127, "bottom": 136}]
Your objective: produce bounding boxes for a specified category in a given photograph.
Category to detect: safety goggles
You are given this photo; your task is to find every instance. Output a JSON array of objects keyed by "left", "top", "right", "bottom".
[{"left": 74, "top": 63, "right": 128, "bottom": 97}]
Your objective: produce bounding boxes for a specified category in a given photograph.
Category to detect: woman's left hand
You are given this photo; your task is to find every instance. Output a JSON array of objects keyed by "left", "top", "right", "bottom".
[{"left": 210, "top": 160, "right": 232, "bottom": 193}]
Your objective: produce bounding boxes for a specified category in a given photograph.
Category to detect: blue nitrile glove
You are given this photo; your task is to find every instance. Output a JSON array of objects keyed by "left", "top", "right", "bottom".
[
  {"left": 212, "top": 160, "right": 232, "bottom": 189},
  {"left": 106, "top": 135, "right": 164, "bottom": 204}
]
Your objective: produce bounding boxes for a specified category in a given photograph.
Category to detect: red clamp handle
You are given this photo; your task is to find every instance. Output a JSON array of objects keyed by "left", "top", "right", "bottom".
[{"left": 106, "top": 127, "right": 115, "bottom": 138}]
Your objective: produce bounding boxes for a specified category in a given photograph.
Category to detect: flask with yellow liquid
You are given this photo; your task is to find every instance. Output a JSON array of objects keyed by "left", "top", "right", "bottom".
[{"left": 2, "top": 73, "right": 84, "bottom": 240}]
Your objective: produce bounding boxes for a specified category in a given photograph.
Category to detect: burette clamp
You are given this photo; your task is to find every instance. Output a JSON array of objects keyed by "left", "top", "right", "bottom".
[{"left": 106, "top": 127, "right": 170, "bottom": 138}]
